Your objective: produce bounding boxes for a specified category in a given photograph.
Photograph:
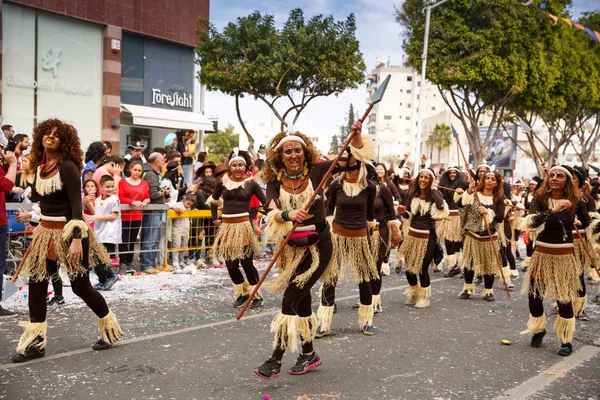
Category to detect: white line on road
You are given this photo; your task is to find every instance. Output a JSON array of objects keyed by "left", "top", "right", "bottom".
[
  {"left": 495, "top": 337, "right": 600, "bottom": 400},
  {"left": 0, "top": 278, "right": 446, "bottom": 370}
]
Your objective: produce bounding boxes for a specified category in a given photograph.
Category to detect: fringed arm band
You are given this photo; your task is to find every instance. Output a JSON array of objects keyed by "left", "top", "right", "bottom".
[
  {"left": 518, "top": 213, "right": 547, "bottom": 241},
  {"left": 62, "top": 219, "right": 89, "bottom": 241},
  {"left": 349, "top": 134, "right": 375, "bottom": 163}
]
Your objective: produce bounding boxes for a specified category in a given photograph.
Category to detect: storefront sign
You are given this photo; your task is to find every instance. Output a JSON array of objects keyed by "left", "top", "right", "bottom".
[{"left": 151, "top": 88, "right": 192, "bottom": 108}]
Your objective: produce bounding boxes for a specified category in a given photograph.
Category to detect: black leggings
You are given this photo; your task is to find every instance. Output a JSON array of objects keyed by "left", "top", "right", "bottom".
[
  {"left": 50, "top": 274, "right": 63, "bottom": 297},
  {"left": 445, "top": 240, "right": 462, "bottom": 258},
  {"left": 119, "top": 220, "right": 142, "bottom": 265},
  {"left": 526, "top": 241, "right": 534, "bottom": 258},
  {"left": 371, "top": 223, "right": 389, "bottom": 296},
  {"left": 272, "top": 238, "right": 333, "bottom": 360},
  {"left": 577, "top": 273, "right": 586, "bottom": 297},
  {"left": 322, "top": 280, "right": 373, "bottom": 307},
  {"left": 226, "top": 256, "right": 259, "bottom": 286},
  {"left": 94, "top": 243, "right": 116, "bottom": 283},
  {"left": 501, "top": 244, "right": 517, "bottom": 270},
  {"left": 529, "top": 278, "right": 574, "bottom": 321},
  {"left": 464, "top": 269, "right": 495, "bottom": 289},
  {"left": 405, "top": 236, "right": 435, "bottom": 288},
  {"left": 29, "top": 259, "right": 109, "bottom": 323}
]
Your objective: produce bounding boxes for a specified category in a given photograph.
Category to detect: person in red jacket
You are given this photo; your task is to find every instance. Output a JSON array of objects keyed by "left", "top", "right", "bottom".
[{"left": 0, "top": 146, "right": 17, "bottom": 318}]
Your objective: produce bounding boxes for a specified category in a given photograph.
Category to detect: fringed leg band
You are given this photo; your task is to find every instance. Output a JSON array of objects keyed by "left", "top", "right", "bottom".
[
  {"left": 372, "top": 294, "right": 382, "bottom": 310},
  {"left": 247, "top": 284, "right": 262, "bottom": 300},
  {"left": 418, "top": 286, "right": 431, "bottom": 302},
  {"left": 297, "top": 314, "right": 318, "bottom": 344},
  {"left": 404, "top": 284, "right": 420, "bottom": 299},
  {"left": 481, "top": 288, "right": 494, "bottom": 298},
  {"left": 16, "top": 321, "right": 48, "bottom": 354},
  {"left": 271, "top": 313, "right": 316, "bottom": 353},
  {"left": 358, "top": 303, "right": 374, "bottom": 329},
  {"left": 500, "top": 266, "right": 511, "bottom": 280},
  {"left": 520, "top": 314, "right": 547, "bottom": 335},
  {"left": 573, "top": 295, "right": 587, "bottom": 318},
  {"left": 233, "top": 281, "right": 250, "bottom": 298},
  {"left": 462, "top": 283, "right": 476, "bottom": 295},
  {"left": 555, "top": 316, "right": 576, "bottom": 344},
  {"left": 98, "top": 310, "right": 123, "bottom": 345},
  {"left": 316, "top": 304, "right": 334, "bottom": 333}
]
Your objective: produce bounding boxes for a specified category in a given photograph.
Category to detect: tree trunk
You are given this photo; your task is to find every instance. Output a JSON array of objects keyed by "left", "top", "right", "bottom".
[{"left": 235, "top": 95, "right": 256, "bottom": 156}]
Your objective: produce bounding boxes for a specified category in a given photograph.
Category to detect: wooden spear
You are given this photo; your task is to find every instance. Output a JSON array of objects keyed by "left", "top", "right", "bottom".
[{"left": 236, "top": 75, "right": 393, "bottom": 320}]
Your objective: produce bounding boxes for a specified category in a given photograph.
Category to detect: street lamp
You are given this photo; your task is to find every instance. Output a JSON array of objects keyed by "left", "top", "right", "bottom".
[{"left": 413, "top": 0, "right": 452, "bottom": 175}]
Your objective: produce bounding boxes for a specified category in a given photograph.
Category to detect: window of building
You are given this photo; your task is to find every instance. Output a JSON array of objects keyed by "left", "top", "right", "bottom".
[
  {"left": 407, "top": 76, "right": 412, "bottom": 82},
  {"left": 432, "top": 106, "right": 436, "bottom": 111},
  {"left": 407, "top": 89, "right": 412, "bottom": 94},
  {"left": 405, "top": 116, "right": 410, "bottom": 120},
  {"left": 417, "top": 82, "right": 421, "bottom": 87},
  {"left": 407, "top": 103, "right": 411, "bottom": 108},
  {"left": 384, "top": 115, "right": 392, "bottom": 120},
  {"left": 399, "top": 89, "right": 403, "bottom": 93},
  {"left": 399, "top": 102, "right": 402, "bottom": 106}
]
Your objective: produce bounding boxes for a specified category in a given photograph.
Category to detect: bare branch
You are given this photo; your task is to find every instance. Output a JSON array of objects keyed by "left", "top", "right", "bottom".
[{"left": 235, "top": 95, "right": 256, "bottom": 155}]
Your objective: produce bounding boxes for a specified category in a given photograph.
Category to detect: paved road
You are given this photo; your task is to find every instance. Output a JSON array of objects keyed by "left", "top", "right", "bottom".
[{"left": 1, "top": 265, "right": 599, "bottom": 400}]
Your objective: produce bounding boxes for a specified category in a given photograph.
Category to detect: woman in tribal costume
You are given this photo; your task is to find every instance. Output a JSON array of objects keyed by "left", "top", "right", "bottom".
[{"left": 438, "top": 167, "right": 467, "bottom": 278}]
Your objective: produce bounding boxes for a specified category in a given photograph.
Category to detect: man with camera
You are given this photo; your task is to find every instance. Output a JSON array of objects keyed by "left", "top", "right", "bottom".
[{"left": 0, "top": 133, "right": 18, "bottom": 317}]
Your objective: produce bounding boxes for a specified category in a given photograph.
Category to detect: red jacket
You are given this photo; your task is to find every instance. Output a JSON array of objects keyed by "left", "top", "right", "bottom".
[{"left": 0, "top": 164, "right": 15, "bottom": 226}]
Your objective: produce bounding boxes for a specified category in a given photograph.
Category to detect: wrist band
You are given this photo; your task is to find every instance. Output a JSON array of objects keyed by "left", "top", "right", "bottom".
[{"left": 281, "top": 210, "right": 291, "bottom": 222}]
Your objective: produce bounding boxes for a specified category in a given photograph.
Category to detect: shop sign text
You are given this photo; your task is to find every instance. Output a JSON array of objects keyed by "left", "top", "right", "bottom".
[{"left": 151, "top": 88, "right": 192, "bottom": 109}]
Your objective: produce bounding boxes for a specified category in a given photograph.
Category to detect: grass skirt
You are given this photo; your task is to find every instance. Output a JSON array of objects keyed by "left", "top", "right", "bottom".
[
  {"left": 573, "top": 237, "right": 588, "bottom": 275},
  {"left": 398, "top": 234, "right": 429, "bottom": 275},
  {"left": 522, "top": 251, "right": 581, "bottom": 303},
  {"left": 322, "top": 232, "right": 378, "bottom": 284},
  {"left": 444, "top": 214, "right": 463, "bottom": 243},
  {"left": 20, "top": 222, "right": 110, "bottom": 282},
  {"left": 463, "top": 234, "right": 498, "bottom": 276},
  {"left": 266, "top": 245, "right": 320, "bottom": 294},
  {"left": 210, "top": 221, "right": 259, "bottom": 261}
]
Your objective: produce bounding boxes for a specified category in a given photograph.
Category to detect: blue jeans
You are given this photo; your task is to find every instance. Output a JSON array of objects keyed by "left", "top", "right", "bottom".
[
  {"left": 140, "top": 213, "right": 162, "bottom": 270},
  {"left": 182, "top": 164, "right": 193, "bottom": 188},
  {"left": 0, "top": 225, "right": 8, "bottom": 303}
]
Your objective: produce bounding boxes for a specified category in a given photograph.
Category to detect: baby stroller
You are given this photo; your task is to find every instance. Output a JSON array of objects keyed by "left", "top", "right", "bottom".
[{"left": 6, "top": 209, "right": 33, "bottom": 276}]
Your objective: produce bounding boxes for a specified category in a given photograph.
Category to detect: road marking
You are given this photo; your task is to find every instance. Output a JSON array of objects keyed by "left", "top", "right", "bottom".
[
  {"left": 0, "top": 278, "right": 446, "bottom": 369},
  {"left": 495, "top": 338, "right": 600, "bottom": 400}
]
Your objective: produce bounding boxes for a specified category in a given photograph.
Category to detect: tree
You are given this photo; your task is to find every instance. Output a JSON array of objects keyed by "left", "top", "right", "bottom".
[
  {"left": 396, "top": 0, "right": 563, "bottom": 167},
  {"left": 329, "top": 134, "right": 341, "bottom": 155},
  {"left": 196, "top": 9, "right": 366, "bottom": 153},
  {"left": 203, "top": 124, "right": 240, "bottom": 163},
  {"left": 430, "top": 123, "right": 453, "bottom": 164},
  {"left": 330, "top": 103, "right": 357, "bottom": 154}
]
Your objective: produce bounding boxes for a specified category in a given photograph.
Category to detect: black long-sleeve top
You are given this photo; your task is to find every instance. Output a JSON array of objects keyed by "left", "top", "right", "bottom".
[
  {"left": 404, "top": 189, "right": 445, "bottom": 231},
  {"left": 440, "top": 180, "right": 469, "bottom": 210},
  {"left": 374, "top": 184, "right": 399, "bottom": 223},
  {"left": 210, "top": 178, "right": 266, "bottom": 221},
  {"left": 265, "top": 161, "right": 341, "bottom": 229},
  {"left": 327, "top": 180, "right": 376, "bottom": 230},
  {"left": 527, "top": 197, "right": 590, "bottom": 244}
]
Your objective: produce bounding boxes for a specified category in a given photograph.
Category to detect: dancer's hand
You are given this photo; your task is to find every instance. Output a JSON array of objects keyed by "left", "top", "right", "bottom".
[
  {"left": 391, "top": 229, "right": 401, "bottom": 247},
  {"left": 455, "top": 188, "right": 464, "bottom": 195},
  {"left": 213, "top": 219, "right": 222, "bottom": 226},
  {"left": 551, "top": 199, "right": 571, "bottom": 213},
  {"left": 396, "top": 204, "right": 406, "bottom": 214},
  {"left": 69, "top": 239, "right": 83, "bottom": 265},
  {"left": 351, "top": 121, "right": 363, "bottom": 136},
  {"left": 478, "top": 206, "right": 487, "bottom": 215},
  {"left": 467, "top": 180, "right": 476, "bottom": 194},
  {"left": 289, "top": 209, "right": 308, "bottom": 223},
  {"left": 574, "top": 217, "right": 581, "bottom": 227}
]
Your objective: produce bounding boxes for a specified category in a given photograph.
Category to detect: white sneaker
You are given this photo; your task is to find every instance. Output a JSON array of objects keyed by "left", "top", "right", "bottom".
[
  {"left": 506, "top": 280, "right": 515, "bottom": 289},
  {"left": 381, "top": 262, "right": 390, "bottom": 276},
  {"left": 182, "top": 265, "right": 197, "bottom": 275}
]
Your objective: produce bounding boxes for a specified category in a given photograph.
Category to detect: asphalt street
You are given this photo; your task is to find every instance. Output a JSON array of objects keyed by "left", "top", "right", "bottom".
[{"left": 1, "top": 263, "right": 599, "bottom": 400}]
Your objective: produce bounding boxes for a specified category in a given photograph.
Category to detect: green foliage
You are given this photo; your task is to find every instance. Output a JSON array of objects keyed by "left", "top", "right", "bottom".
[
  {"left": 203, "top": 124, "right": 239, "bottom": 163},
  {"left": 428, "top": 123, "right": 453, "bottom": 163},
  {"left": 578, "top": 10, "right": 600, "bottom": 31},
  {"left": 196, "top": 9, "right": 366, "bottom": 150},
  {"left": 330, "top": 103, "right": 356, "bottom": 154}
]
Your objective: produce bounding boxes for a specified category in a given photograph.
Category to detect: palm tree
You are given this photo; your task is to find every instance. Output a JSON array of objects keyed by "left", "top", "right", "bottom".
[{"left": 429, "top": 123, "right": 453, "bottom": 164}]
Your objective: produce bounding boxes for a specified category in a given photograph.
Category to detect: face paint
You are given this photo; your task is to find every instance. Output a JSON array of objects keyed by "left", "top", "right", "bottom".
[{"left": 281, "top": 141, "right": 305, "bottom": 173}]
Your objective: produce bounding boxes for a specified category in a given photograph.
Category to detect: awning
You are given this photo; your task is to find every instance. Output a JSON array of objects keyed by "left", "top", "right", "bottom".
[{"left": 120, "top": 103, "right": 214, "bottom": 131}]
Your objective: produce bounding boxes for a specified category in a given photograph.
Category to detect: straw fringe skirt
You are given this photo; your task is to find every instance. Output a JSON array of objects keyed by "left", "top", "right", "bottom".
[
  {"left": 573, "top": 236, "right": 588, "bottom": 275},
  {"left": 462, "top": 233, "right": 498, "bottom": 276},
  {"left": 20, "top": 221, "right": 110, "bottom": 282},
  {"left": 210, "top": 221, "right": 259, "bottom": 261},
  {"left": 522, "top": 244, "right": 581, "bottom": 303},
  {"left": 398, "top": 231, "right": 429, "bottom": 275},
  {"left": 444, "top": 213, "right": 463, "bottom": 243},
  {"left": 266, "top": 244, "right": 320, "bottom": 294},
  {"left": 321, "top": 230, "right": 378, "bottom": 285}
]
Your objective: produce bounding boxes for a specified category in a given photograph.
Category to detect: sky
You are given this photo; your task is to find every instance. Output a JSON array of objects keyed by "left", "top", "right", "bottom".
[{"left": 204, "top": 0, "right": 597, "bottom": 152}]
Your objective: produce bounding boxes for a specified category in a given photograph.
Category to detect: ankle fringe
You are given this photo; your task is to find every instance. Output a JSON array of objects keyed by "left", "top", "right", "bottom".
[
  {"left": 233, "top": 281, "right": 250, "bottom": 298},
  {"left": 510, "top": 269, "right": 519, "bottom": 279},
  {"left": 499, "top": 266, "right": 510, "bottom": 279},
  {"left": 358, "top": 303, "right": 373, "bottom": 329},
  {"left": 418, "top": 286, "right": 431, "bottom": 302},
  {"left": 555, "top": 316, "right": 576, "bottom": 344},
  {"left": 462, "top": 283, "right": 475, "bottom": 295},
  {"left": 481, "top": 288, "right": 494, "bottom": 298},
  {"left": 98, "top": 310, "right": 123, "bottom": 345},
  {"left": 316, "top": 304, "right": 334, "bottom": 332},
  {"left": 247, "top": 284, "right": 262, "bottom": 300},
  {"left": 372, "top": 294, "right": 382, "bottom": 309},
  {"left": 573, "top": 295, "right": 587, "bottom": 317},
  {"left": 588, "top": 267, "right": 600, "bottom": 281},
  {"left": 520, "top": 314, "right": 547, "bottom": 335},
  {"left": 271, "top": 313, "right": 316, "bottom": 353},
  {"left": 16, "top": 321, "right": 47, "bottom": 354},
  {"left": 404, "top": 284, "right": 420, "bottom": 299}
]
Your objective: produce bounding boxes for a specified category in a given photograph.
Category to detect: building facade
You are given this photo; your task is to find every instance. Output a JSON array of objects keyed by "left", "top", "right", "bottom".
[
  {"left": 1, "top": 0, "right": 212, "bottom": 152},
  {"left": 365, "top": 62, "right": 449, "bottom": 163}
]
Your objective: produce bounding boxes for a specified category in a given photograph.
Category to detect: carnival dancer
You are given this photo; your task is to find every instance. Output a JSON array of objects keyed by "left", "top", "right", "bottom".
[
  {"left": 253, "top": 122, "right": 366, "bottom": 379},
  {"left": 11, "top": 119, "right": 122, "bottom": 363},
  {"left": 398, "top": 168, "right": 449, "bottom": 308},
  {"left": 511, "top": 178, "right": 526, "bottom": 263},
  {"left": 208, "top": 149, "right": 266, "bottom": 309},
  {"left": 439, "top": 167, "right": 467, "bottom": 278},
  {"left": 455, "top": 169, "right": 505, "bottom": 302},
  {"left": 499, "top": 196, "right": 523, "bottom": 290},
  {"left": 571, "top": 166, "right": 596, "bottom": 321},
  {"left": 521, "top": 178, "right": 541, "bottom": 272},
  {"left": 317, "top": 148, "right": 379, "bottom": 337},
  {"left": 368, "top": 166, "right": 402, "bottom": 314},
  {"left": 519, "top": 165, "right": 590, "bottom": 356}
]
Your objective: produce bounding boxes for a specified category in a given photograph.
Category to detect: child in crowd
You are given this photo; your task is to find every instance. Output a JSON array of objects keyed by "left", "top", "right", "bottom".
[
  {"left": 192, "top": 177, "right": 219, "bottom": 267},
  {"left": 171, "top": 193, "right": 197, "bottom": 273},
  {"left": 87, "top": 175, "right": 121, "bottom": 290},
  {"left": 82, "top": 179, "right": 99, "bottom": 229}
]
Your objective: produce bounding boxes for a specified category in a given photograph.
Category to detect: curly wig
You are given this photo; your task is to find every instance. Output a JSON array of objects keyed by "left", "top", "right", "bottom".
[
  {"left": 262, "top": 132, "right": 320, "bottom": 183},
  {"left": 30, "top": 118, "right": 83, "bottom": 172},
  {"left": 475, "top": 170, "right": 504, "bottom": 202},
  {"left": 85, "top": 141, "right": 107, "bottom": 164}
]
